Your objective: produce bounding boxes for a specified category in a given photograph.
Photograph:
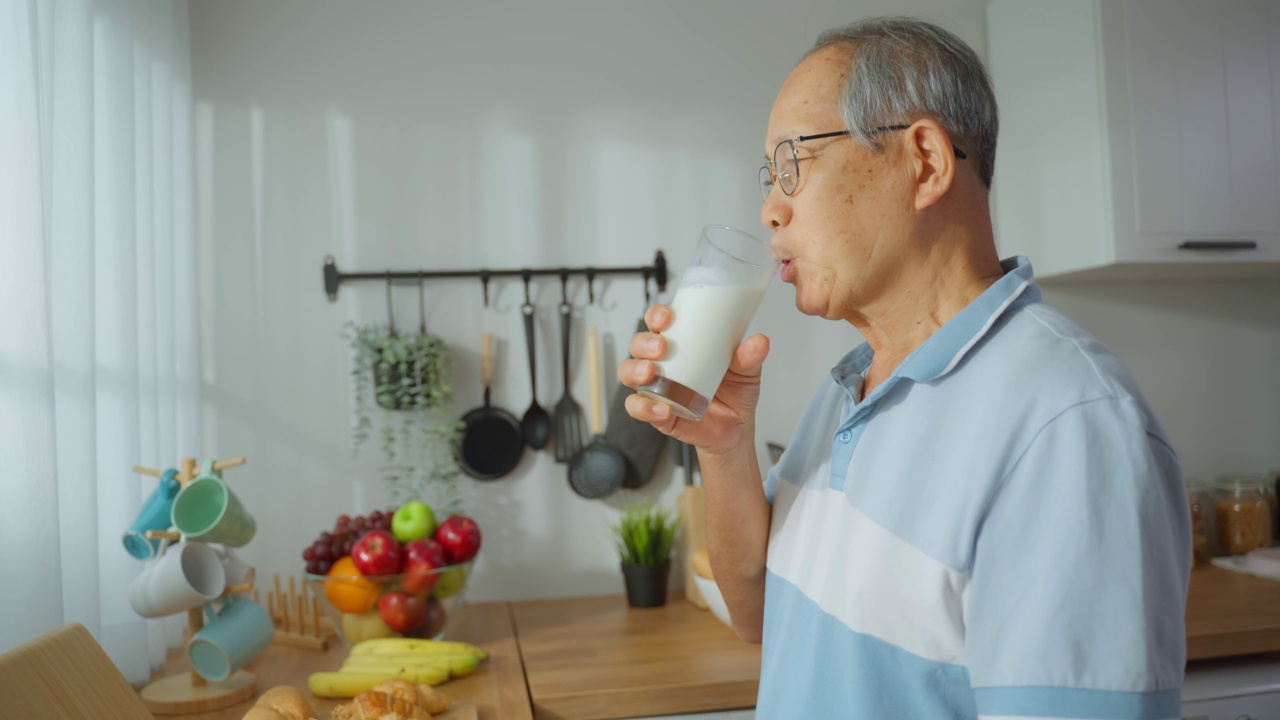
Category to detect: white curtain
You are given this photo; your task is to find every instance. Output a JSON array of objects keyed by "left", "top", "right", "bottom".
[{"left": 0, "top": 0, "right": 199, "bottom": 686}]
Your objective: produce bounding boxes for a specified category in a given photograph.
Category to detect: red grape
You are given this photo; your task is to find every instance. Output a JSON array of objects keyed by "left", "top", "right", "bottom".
[
  {"left": 303, "top": 546, "right": 316, "bottom": 562},
  {"left": 315, "top": 545, "right": 333, "bottom": 562},
  {"left": 306, "top": 560, "right": 320, "bottom": 574},
  {"left": 319, "top": 531, "right": 333, "bottom": 544},
  {"left": 316, "top": 559, "right": 332, "bottom": 574}
]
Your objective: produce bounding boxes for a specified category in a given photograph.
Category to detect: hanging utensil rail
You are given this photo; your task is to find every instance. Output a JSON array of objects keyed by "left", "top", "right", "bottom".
[{"left": 322, "top": 251, "right": 668, "bottom": 303}]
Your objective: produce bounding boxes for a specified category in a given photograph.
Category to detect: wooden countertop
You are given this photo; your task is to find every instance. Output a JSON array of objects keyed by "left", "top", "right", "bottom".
[
  {"left": 141, "top": 567, "right": 1280, "bottom": 720},
  {"left": 147, "top": 602, "right": 532, "bottom": 720},
  {"left": 510, "top": 592, "right": 761, "bottom": 720},
  {"left": 1187, "top": 564, "right": 1280, "bottom": 661}
]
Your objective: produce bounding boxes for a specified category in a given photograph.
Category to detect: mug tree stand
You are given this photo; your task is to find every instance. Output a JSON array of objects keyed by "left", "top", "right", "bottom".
[{"left": 133, "top": 456, "right": 258, "bottom": 715}]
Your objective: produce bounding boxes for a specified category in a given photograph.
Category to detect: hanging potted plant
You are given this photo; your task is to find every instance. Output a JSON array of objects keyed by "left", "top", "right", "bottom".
[
  {"left": 612, "top": 504, "right": 678, "bottom": 608},
  {"left": 344, "top": 280, "right": 464, "bottom": 509}
]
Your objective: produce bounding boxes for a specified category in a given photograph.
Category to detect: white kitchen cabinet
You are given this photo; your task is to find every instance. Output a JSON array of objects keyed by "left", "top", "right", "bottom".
[
  {"left": 987, "top": 0, "right": 1280, "bottom": 281},
  {"left": 1181, "top": 652, "right": 1280, "bottom": 719}
]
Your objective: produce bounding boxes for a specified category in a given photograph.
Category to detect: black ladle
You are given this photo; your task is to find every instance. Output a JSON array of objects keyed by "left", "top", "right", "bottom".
[
  {"left": 520, "top": 274, "right": 552, "bottom": 450},
  {"left": 568, "top": 326, "right": 626, "bottom": 499}
]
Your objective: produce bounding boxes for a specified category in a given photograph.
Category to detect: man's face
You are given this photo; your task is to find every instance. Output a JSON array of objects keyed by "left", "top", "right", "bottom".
[{"left": 761, "top": 46, "right": 915, "bottom": 321}]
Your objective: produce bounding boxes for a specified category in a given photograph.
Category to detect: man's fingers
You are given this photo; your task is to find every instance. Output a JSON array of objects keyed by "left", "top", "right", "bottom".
[
  {"left": 644, "top": 304, "right": 673, "bottom": 333},
  {"left": 624, "top": 392, "right": 676, "bottom": 430},
  {"left": 629, "top": 332, "right": 665, "bottom": 360},
  {"left": 617, "top": 358, "right": 657, "bottom": 388},
  {"left": 728, "top": 334, "right": 770, "bottom": 376}
]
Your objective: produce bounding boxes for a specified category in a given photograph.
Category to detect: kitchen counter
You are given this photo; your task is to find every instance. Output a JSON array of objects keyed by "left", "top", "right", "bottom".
[
  {"left": 142, "top": 566, "right": 1280, "bottom": 720},
  {"left": 146, "top": 602, "right": 533, "bottom": 720},
  {"left": 510, "top": 592, "right": 760, "bottom": 720},
  {"left": 1187, "top": 564, "right": 1280, "bottom": 661}
]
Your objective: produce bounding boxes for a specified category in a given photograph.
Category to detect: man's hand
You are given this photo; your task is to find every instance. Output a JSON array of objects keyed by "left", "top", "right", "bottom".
[{"left": 617, "top": 304, "right": 770, "bottom": 456}]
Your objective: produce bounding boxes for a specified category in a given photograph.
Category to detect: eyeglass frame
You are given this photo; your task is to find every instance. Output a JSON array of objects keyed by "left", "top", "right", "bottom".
[{"left": 759, "top": 125, "right": 969, "bottom": 201}]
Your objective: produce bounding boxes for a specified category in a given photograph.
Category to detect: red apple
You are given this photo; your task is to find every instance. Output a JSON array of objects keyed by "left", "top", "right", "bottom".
[
  {"left": 400, "top": 538, "right": 447, "bottom": 595},
  {"left": 377, "top": 591, "right": 427, "bottom": 634},
  {"left": 435, "top": 515, "right": 482, "bottom": 564},
  {"left": 350, "top": 529, "right": 404, "bottom": 577}
]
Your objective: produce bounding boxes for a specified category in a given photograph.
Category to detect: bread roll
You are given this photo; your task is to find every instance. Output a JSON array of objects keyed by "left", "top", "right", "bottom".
[{"left": 241, "top": 685, "right": 315, "bottom": 720}]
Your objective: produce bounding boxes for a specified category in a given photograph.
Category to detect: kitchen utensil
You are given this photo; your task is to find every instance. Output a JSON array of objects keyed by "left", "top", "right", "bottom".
[
  {"left": 605, "top": 317, "right": 669, "bottom": 488},
  {"left": 457, "top": 334, "right": 524, "bottom": 480},
  {"left": 677, "top": 441, "right": 708, "bottom": 609},
  {"left": 553, "top": 281, "right": 584, "bottom": 462},
  {"left": 568, "top": 327, "right": 626, "bottom": 499},
  {"left": 520, "top": 276, "right": 552, "bottom": 450}
]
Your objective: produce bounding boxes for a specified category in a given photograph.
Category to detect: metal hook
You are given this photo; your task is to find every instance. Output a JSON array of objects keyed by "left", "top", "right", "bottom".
[
  {"left": 559, "top": 269, "right": 569, "bottom": 304},
  {"left": 585, "top": 268, "right": 596, "bottom": 305},
  {"left": 480, "top": 271, "right": 492, "bottom": 308},
  {"left": 385, "top": 271, "right": 397, "bottom": 336},
  {"left": 522, "top": 270, "right": 532, "bottom": 304},
  {"left": 417, "top": 271, "right": 427, "bottom": 334}
]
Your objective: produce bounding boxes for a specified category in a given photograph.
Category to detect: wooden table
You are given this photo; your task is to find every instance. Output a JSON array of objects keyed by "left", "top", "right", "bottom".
[
  {"left": 148, "top": 602, "right": 532, "bottom": 720},
  {"left": 510, "top": 593, "right": 761, "bottom": 720},
  {"left": 1187, "top": 564, "right": 1280, "bottom": 661}
]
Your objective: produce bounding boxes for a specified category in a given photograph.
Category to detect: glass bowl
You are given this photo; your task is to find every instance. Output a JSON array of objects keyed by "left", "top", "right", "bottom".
[{"left": 304, "top": 559, "right": 474, "bottom": 647}]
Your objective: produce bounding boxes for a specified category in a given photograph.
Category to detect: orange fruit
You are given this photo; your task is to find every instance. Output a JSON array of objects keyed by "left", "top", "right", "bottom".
[{"left": 324, "top": 556, "right": 380, "bottom": 614}]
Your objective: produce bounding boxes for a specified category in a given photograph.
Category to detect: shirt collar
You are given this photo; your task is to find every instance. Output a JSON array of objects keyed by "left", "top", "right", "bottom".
[{"left": 830, "top": 256, "right": 1040, "bottom": 390}]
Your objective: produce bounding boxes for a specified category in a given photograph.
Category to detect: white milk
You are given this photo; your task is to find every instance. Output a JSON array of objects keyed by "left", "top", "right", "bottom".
[{"left": 657, "top": 284, "right": 767, "bottom": 404}]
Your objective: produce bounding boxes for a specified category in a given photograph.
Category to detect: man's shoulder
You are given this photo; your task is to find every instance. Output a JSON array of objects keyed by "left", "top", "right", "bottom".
[{"left": 980, "top": 297, "right": 1148, "bottom": 406}]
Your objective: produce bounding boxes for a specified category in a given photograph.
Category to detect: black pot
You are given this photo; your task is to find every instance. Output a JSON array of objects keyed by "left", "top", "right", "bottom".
[{"left": 621, "top": 562, "right": 670, "bottom": 608}]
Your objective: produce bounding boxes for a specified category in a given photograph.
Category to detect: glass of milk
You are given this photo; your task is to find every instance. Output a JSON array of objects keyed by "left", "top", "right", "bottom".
[{"left": 636, "top": 225, "right": 778, "bottom": 421}]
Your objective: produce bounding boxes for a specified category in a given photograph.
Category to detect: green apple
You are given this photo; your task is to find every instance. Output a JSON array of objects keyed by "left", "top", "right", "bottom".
[
  {"left": 341, "top": 609, "right": 396, "bottom": 644},
  {"left": 431, "top": 567, "right": 466, "bottom": 599},
  {"left": 391, "top": 501, "right": 437, "bottom": 544}
]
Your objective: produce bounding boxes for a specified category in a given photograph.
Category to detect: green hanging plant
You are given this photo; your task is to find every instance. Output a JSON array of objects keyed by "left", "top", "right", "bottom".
[{"left": 345, "top": 322, "right": 464, "bottom": 510}]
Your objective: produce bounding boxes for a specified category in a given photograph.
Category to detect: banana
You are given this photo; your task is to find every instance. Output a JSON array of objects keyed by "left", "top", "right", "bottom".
[
  {"left": 342, "top": 652, "right": 480, "bottom": 676},
  {"left": 350, "top": 637, "right": 489, "bottom": 661},
  {"left": 307, "top": 667, "right": 449, "bottom": 698}
]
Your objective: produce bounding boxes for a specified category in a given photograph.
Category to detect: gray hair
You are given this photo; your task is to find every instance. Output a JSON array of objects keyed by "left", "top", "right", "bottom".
[{"left": 809, "top": 17, "right": 998, "bottom": 189}]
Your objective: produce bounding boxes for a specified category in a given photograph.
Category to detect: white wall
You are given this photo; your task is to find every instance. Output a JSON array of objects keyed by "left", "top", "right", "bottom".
[
  {"left": 188, "top": 0, "right": 984, "bottom": 601},
  {"left": 189, "top": 1, "right": 1280, "bottom": 604}
]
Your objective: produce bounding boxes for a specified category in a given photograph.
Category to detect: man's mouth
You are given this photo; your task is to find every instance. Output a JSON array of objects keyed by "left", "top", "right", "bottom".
[{"left": 780, "top": 258, "right": 795, "bottom": 282}]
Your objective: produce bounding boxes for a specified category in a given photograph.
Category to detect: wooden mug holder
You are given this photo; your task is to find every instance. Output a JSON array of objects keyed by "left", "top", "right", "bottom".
[{"left": 132, "top": 456, "right": 259, "bottom": 715}]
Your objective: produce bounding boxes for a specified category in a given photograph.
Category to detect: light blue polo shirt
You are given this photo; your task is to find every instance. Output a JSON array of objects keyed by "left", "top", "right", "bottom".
[{"left": 758, "top": 257, "right": 1189, "bottom": 720}]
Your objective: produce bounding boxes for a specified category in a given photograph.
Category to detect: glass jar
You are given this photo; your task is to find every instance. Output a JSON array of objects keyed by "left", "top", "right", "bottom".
[
  {"left": 1187, "top": 478, "right": 1216, "bottom": 566},
  {"left": 1214, "top": 475, "right": 1272, "bottom": 556}
]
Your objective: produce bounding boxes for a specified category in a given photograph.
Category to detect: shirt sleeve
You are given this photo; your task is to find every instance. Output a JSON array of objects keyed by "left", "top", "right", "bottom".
[{"left": 965, "top": 397, "right": 1190, "bottom": 720}]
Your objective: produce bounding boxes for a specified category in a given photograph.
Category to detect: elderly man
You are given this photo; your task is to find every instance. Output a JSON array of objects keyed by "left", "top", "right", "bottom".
[{"left": 620, "top": 16, "right": 1189, "bottom": 720}]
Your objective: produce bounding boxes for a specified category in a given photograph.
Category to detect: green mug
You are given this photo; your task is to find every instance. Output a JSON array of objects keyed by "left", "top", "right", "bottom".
[
  {"left": 187, "top": 595, "right": 274, "bottom": 681},
  {"left": 170, "top": 460, "right": 257, "bottom": 547}
]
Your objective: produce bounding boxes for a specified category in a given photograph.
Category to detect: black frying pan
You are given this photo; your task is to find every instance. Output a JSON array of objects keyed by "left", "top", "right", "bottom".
[{"left": 458, "top": 333, "right": 524, "bottom": 480}]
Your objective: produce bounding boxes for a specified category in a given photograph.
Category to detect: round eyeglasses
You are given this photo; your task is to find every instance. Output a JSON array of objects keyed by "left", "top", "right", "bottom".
[{"left": 759, "top": 125, "right": 967, "bottom": 202}]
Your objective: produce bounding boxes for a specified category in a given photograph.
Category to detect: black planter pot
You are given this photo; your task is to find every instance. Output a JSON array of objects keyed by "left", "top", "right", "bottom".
[{"left": 621, "top": 562, "right": 670, "bottom": 608}]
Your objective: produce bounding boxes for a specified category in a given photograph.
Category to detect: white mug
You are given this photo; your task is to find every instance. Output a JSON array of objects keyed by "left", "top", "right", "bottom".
[
  {"left": 128, "top": 540, "right": 226, "bottom": 618},
  {"left": 215, "top": 546, "right": 256, "bottom": 591}
]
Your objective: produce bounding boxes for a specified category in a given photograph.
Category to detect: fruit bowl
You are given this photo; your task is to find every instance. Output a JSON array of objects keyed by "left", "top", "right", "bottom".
[{"left": 304, "top": 559, "right": 475, "bottom": 647}]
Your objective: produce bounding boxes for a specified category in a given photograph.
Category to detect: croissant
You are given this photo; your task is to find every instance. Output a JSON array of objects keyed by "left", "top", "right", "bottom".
[
  {"left": 241, "top": 685, "right": 316, "bottom": 720},
  {"left": 370, "top": 679, "right": 451, "bottom": 715},
  {"left": 330, "top": 689, "right": 431, "bottom": 720}
]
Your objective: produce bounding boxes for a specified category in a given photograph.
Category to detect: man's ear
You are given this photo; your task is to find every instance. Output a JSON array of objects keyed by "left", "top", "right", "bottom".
[{"left": 904, "top": 119, "right": 957, "bottom": 210}]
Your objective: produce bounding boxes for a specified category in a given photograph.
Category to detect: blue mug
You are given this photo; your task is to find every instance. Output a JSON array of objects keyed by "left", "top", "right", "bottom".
[
  {"left": 187, "top": 595, "right": 274, "bottom": 682},
  {"left": 122, "top": 469, "right": 181, "bottom": 559}
]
